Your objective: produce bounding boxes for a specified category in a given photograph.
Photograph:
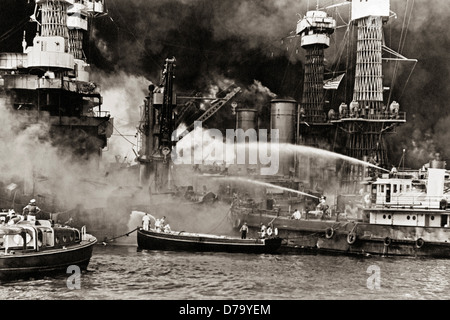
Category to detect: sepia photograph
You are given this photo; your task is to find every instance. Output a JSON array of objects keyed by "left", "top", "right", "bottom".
[{"left": 0, "top": 0, "right": 448, "bottom": 309}]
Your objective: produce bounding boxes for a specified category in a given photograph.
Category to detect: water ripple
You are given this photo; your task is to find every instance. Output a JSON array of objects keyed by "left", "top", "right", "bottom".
[{"left": 1, "top": 245, "right": 450, "bottom": 300}]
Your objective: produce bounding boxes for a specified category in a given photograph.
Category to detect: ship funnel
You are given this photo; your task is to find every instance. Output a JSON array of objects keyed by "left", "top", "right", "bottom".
[
  {"left": 236, "top": 108, "right": 258, "bottom": 132},
  {"left": 270, "top": 99, "right": 297, "bottom": 176},
  {"left": 427, "top": 168, "right": 445, "bottom": 200}
]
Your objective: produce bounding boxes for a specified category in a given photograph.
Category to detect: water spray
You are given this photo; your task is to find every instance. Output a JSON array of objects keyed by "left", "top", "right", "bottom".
[{"left": 215, "top": 176, "right": 320, "bottom": 199}]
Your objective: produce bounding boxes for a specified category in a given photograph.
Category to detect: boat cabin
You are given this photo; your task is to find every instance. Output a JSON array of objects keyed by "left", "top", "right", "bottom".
[
  {"left": 369, "top": 168, "right": 450, "bottom": 208},
  {"left": 0, "top": 219, "right": 83, "bottom": 254},
  {"left": 366, "top": 168, "right": 450, "bottom": 227}
]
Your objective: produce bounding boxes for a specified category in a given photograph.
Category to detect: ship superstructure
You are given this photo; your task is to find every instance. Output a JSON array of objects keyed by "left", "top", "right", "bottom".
[{"left": 0, "top": 0, "right": 112, "bottom": 162}]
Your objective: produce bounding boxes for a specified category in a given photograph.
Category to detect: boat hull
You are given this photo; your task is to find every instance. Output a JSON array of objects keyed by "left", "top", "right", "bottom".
[
  {"left": 232, "top": 212, "right": 450, "bottom": 258},
  {"left": 0, "top": 238, "right": 97, "bottom": 281},
  {"left": 137, "top": 229, "right": 282, "bottom": 254}
]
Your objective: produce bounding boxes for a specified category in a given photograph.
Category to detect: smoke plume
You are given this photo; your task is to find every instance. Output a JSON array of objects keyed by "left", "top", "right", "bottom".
[{"left": 1, "top": 1, "right": 450, "bottom": 235}]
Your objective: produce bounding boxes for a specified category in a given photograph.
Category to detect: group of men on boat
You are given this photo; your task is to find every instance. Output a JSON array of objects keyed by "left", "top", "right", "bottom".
[
  {"left": 239, "top": 221, "right": 278, "bottom": 240},
  {"left": 142, "top": 213, "right": 171, "bottom": 233},
  {"left": 288, "top": 196, "right": 330, "bottom": 220}
]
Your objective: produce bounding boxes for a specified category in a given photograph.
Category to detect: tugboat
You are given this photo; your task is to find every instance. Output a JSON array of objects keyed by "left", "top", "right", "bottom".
[
  {"left": 0, "top": 213, "right": 97, "bottom": 281},
  {"left": 230, "top": 156, "right": 450, "bottom": 258}
]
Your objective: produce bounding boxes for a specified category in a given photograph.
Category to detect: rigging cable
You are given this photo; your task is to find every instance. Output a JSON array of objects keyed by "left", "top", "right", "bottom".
[
  {"left": 0, "top": 17, "right": 30, "bottom": 43},
  {"left": 388, "top": 0, "right": 415, "bottom": 106},
  {"left": 113, "top": 124, "right": 137, "bottom": 146}
]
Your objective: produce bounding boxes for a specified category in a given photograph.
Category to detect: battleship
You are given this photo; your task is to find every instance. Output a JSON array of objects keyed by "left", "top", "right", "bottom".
[
  {"left": 0, "top": 0, "right": 242, "bottom": 242},
  {"left": 1, "top": 0, "right": 447, "bottom": 258},
  {"left": 227, "top": 0, "right": 450, "bottom": 258}
]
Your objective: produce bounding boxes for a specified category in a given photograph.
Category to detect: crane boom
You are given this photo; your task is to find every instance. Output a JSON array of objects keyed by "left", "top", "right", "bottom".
[{"left": 186, "top": 86, "right": 241, "bottom": 132}]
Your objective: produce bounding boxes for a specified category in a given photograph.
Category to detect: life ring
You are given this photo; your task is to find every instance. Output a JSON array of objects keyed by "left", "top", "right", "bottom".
[
  {"left": 383, "top": 237, "right": 392, "bottom": 247},
  {"left": 233, "top": 218, "right": 241, "bottom": 229},
  {"left": 415, "top": 238, "right": 425, "bottom": 249},
  {"left": 325, "top": 227, "right": 334, "bottom": 239},
  {"left": 347, "top": 232, "right": 357, "bottom": 245}
]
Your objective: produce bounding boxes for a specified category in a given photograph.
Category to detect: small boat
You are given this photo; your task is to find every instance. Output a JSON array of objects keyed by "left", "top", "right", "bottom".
[
  {"left": 137, "top": 228, "right": 282, "bottom": 254},
  {"left": 0, "top": 217, "right": 97, "bottom": 281}
]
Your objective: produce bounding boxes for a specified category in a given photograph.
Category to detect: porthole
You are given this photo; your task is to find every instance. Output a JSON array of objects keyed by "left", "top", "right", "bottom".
[
  {"left": 388, "top": 215, "right": 391, "bottom": 219},
  {"left": 383, "top": 214, "right": 386, "bottom": 219},
  {"left": 431, "top": 216, "right": 435, "bottom": 221},
  {"left": 70, "top": 234, "right": 74, "bottom": 241},
  {"left": 413, "top": 216, "right": 416, "bottom": 220},
  {"left": 55, "top": 237, "right": 60, "bottom": 244},
  {"left": 62, "top": 235, "right": 67, "bottom": 242},
  {"left": 407, "top": 215, "right": 411, "bottom": 220}
]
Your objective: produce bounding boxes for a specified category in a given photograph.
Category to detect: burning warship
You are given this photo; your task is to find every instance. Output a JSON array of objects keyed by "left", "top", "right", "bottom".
[
  {"left": 0, "top": 0, "right": 247, "bottom": 242},
  {"left": 2, "top": 0, "right": 449, "bottom": 258},
  {"left": 0, "top": 0, "right": 115, "bottom": 224},
  {"left": 225, "top": 0, "right": 450, "bottom": 258}
]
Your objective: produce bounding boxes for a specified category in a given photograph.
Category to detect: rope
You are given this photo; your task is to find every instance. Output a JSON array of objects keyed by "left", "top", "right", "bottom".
[
  {"left": 102, "top": 227, "right": 139, "bottom": 244},
  {"left": 207, "top": 208, "right": 233, "bottom": 234}
]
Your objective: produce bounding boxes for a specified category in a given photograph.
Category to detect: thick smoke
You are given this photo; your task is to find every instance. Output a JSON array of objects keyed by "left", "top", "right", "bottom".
[
  {"left": 88, "top": 0, "right": 450, "bottom": 169},
  {"left": 2, "top": 1, "right": 450, "bottom": 170},
  {"left": 0, "top": 98, "right": 118, "bottom": 211},
  {"left": 1, "top": 1, "right": 450, "bottom": 235}
]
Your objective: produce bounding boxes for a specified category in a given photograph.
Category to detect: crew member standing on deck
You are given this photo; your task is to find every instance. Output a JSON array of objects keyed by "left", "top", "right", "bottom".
[
  {"left": 390, "top": 165, "right": 398, "bottom": 177},
  {"left": 291, "top": 209, "right": 301, "bottom": 220},
  {"left": 240, "top": 222, "right": 248, "bottom": 239},
  {"left": 22, "top": 199, "right": 41, "bottom": 221},
  {"left": 142, "top": 213, "right": 151, "bottom": 231}
]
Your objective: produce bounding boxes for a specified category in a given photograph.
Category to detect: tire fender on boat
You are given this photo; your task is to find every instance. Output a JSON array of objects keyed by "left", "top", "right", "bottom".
[
  {"left": 347, "top": 231, "right": 356, "bottom": 245},
  {"left": 383, "top": 237, "right": 392, "bottom": 247},
  {"left": 415, "top": 238, "right": 425, "bottom": 249},
  {"left": 325, "top": 227, "right": 334, "bottom": 239}
]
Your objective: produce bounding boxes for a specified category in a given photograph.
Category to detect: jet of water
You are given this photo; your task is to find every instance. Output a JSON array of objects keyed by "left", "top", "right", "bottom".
[
  {"left": 216, "top": 176, "right": 320, "bottom": 199},
  {"left": 239, "top": 141, "right": 389, "bottom": 173}
]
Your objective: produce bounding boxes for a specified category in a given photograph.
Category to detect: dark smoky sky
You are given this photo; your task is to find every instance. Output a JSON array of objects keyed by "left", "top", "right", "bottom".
[{"left": 1, "top": 0, "right": 450, "bottom": 169}]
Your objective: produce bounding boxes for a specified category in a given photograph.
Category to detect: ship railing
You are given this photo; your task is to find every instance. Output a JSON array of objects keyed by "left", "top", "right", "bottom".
[
  {"left": 375, "top": 195, "right": 447, "bottom": 210},
  {"left": 335, "top": 111, "right": 406, "bottom": 122},
  {"left": 94, "top": 110, "right": 110, "bottom": 118},
  {"left": 81, "top": 225, "right": 87, "bottom": 241}
]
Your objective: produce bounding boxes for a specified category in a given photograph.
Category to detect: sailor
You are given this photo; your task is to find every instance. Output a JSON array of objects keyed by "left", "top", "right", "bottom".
[
  {"left": 291, "top": 209, "right": 301, "bottom": 220},
  {"left": 338, "top": 103, "right": 348, "bottom": 118},
  {"left": 390, "top": 165, "right": 398, "bottom": 176},
  {"left": 163, "top": 224, "right": 171, "bottom": 233},
  {"left": 142, "top": 213, "right": 151, "bottom": 231},
  {"left": 317, "top": 196, "right": 330, "bottom": 218},
  {"left": 154, "top": 219, "right": 162, "bottom": 232},
  {"left": 6, "top": 209, "right": 21, "bottom": 225},
  {"left": 22, "top": 199, "right": 41, "bottom": 221},
  {"left": 240, "top": 222, "right": 249, "bottom": 239},
  {"left": 364, "top": 193, "right": 372, "bottom": 208}
]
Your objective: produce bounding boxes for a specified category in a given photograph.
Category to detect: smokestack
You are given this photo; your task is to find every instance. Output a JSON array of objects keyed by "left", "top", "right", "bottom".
[
  {"left": 235, "top": 108, "right": 258, "bottom": 132},
  {"left": 271, "top": 99, "right": 297, "bottom": 176}
]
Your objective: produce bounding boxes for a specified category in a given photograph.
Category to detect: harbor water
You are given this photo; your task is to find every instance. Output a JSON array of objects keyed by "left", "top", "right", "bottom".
[{"left": 1, "top": 243, "right": 450, "bottom": 300}]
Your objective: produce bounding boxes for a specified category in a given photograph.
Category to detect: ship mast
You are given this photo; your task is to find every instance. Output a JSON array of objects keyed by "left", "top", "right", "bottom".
[
  {"left": 329, "top": 0, "right": 407, "bottom": 192},
  {"left": 295, "top": 8, "right": 336, "bottom": 186},
  {"left": 297, "top": 9, "right": 336, "bottom": 124}
]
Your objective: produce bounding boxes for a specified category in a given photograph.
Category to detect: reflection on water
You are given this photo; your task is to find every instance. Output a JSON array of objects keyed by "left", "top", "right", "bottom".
[{"left": 1, "top": 244, "right": 450, "bottom": 300}]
